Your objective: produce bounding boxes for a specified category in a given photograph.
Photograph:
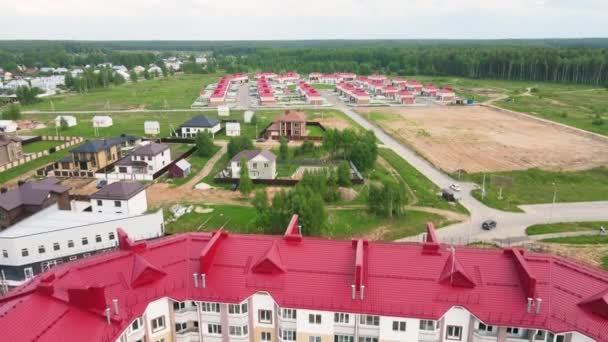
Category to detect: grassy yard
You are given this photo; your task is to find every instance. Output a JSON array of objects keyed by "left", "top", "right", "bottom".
[
  {"left": 526, "top": 222, "right": 608, "bottom": 236},
  {"left": 602, "top": 255, "right": 608, "bottom": 270},
  {"left": 276, "top": 163, "right": 299, "bottom": 178},
  {"left": 307, "top": 125, "right": 325, "bottom": 137},
  {"left": 311, "top": 84, "right": 336, "bottom": 90},
  {"left": 22, "top": 140, "right": 62, "bottom": 153},
  {"left": 201, "top": 152, "right": 231, "bottom": 187},
  {"left": 0, "top": 148, "right": 72, "bottom": 184},
  {"left": 165, "top": 145, "right": 220, "bottom": 187},
  {"left": 22, "top": 74, "right": 222, "bottom": 111},
  {"left": 164, "top": 204, "right": 449, "bottom": 241},
  {"left": 541, "top": 235, "right": 608, "bottom": 244},
  {"left": 457, "top": 167, "right": 608, "bottom": 212},
  {"left": 377, "top": 148, "right": 468, "bottom": 213}
]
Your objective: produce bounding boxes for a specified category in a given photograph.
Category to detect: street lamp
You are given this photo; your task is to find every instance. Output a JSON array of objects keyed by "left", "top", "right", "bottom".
[{"left": 548, "top": 182, "right": 557, "bottom": 222}]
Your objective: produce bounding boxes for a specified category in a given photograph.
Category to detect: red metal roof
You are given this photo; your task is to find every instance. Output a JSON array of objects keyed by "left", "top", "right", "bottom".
[{"left": 1, "top": 222, "right": 608, "bottom": 342}]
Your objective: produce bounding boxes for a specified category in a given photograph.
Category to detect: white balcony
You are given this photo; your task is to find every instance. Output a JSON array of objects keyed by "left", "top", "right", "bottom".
[
  {"left": 473, "top": 332, "right": 499, "bottom": 342},
  {"left": 176, "top": 328, "right": 200, "bottom": 342},
  {"left": 228, "top": 334, "right": 250, "bottom": 342},
  {"left": 127, "top": 328, "right": 145, "bottom": 342},
  {"left": 174, "top": 307, "right": 198, "bottom": 322},
  {"left": 278, "top": 316, "right": 297, "bottom": 330},
  {"left": 418, "top": 329, "right": 441, "bottom": 342}
]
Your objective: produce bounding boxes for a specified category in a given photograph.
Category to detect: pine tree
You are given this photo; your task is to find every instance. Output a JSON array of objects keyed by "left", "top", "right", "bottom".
[
  {"left": 195, "top": 132, "right": 216, "bottom": 157},
  {"left": 279, "top": 137, "right": 289, "bottom": 161},
  {"left": 239, "top": 157, "right": 254, "bottom": 196}
]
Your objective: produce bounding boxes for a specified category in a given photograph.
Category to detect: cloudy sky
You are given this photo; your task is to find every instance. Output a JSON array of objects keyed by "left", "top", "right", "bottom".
[{"left": 2, "top": 0, "right": 607, "bottom": 40}]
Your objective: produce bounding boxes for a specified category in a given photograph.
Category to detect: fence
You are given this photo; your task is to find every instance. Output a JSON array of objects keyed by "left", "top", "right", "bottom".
[{"left": 0, "top": 136, "right": 83, "bottom": 173}]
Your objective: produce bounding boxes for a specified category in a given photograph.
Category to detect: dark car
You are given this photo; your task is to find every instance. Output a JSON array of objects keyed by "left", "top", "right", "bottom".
[
  {"left": 96, "top": 180, "right": 108, "bottom": 189},
  {"left": 229, "top": 183, "right": 238, "bottom": 191},
  {"left": 482, "top": 220, "right": 497, "bottom": 230}
]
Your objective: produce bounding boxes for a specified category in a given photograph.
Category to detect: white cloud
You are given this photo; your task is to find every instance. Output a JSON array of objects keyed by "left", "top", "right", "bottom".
[{"left": 0, "top": 0, "right": 606, "bottom": 39}]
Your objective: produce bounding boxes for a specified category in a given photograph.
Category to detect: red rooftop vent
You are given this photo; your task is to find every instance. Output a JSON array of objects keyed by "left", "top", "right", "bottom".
[
  {"left": 352, "top": 239, "right": 368, "bottom": 300},
  {"left": 439, "top": 247, "right": 476, "bottom": 288},
  {"left": 422, "top": 222, "right": 441, "bottom": 255},
  {"left": 67, "top": 285, "right": 107, "bottom": 311},
  {"left": 579, "top": 288, "right": 608, "bottom": 319},
  {"left": 284, "top": 215, "right": 302, "bottom": 243},
  {"left": 251, "top": 241, "right": 285, "bottom": 274},
  {"left": 131, "top": 255, "right": 167, "bottom": 288},
  {"left": 199, "top": 229, "right": 228, "bottom": 274},
  {"left": 117, "top": 228, "right": 147, "bottom": 253},
  {"left": 504, "top": 248, "right": 537, "bottom": 300}
]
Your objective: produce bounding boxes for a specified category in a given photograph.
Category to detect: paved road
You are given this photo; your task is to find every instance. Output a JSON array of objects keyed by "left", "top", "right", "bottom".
[
  {"left": 321, "top": 90, "right": 608, "bottom": 243},
  {"left": 235, "top": 84, "right": 251, "bottom": 110}
]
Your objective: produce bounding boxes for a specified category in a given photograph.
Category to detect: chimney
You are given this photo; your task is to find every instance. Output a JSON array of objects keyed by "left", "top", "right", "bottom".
[
  {"left": 526, "top": 298, "right": 533, "bottom": 313},
  {"left": 105, "top": 308, "right": 111, "bottom": 325},
  {"left": 17, "top": 180, "right": 26, "bottom": 187},
  {"left": 351, "top": 284, "right": 356, "bottom": 300},
  {"left": 112, "top": 299, "right": 119, "bottom": 315},
  {"left": 360, "top": 285, "right": 365, "bottom": 300},
  {"left": 535, "top": 298, "right": 542, "bottom": 314},
  {"left": 193, "top": 273, "right": 199, "bottom": 288},
  {"left": 201, "top": 273, "right": 206, "bottom": 288}
]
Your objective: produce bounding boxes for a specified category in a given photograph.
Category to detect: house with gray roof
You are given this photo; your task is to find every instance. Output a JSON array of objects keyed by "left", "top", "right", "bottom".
[
  {"left": 175, "top": 115, "right": 221, "bottom": 138},
  {"left": 227, "top": 150, "right": 276, "bottom": 180},
  {"left": 90, "top": 181, "right": 147, "bottom": 215},
  {"left": 0, "top": 178, "right": 70, "bottom": 229},
  {"left": 114, "top": 142, "right": 171, "bottom": 176}
]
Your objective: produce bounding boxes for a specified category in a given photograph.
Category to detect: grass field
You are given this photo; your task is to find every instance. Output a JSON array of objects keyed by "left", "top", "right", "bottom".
[
  {"left": 457, "top": 167, "right": 608, "bottom": 212},
  {"left": 307, "top": 125, "right": 325, "bottom": 137},
  {"left": 22, "top": 140, "right": 62, "bottom": 153},
  {"left": 542, "top": 235, "right": 608, "bottom": 244},
  {"left": 22, "top": 74, "right": 221, "bottom": 111},
  {"left": 311, "top": 84, "right": 336, "bottom": 90},
  {"left": 526, "top": 222, "right": 608, "bottom": 235},
  {"left": 0, "top": 148, "right": 72, "bottom": 184},
  {"left": 165, "top": 145, "right": 219, "bottom": 187},
  {"left": 603, "top": 256, "right": 608, "bottom": 270},
  {"left": 164, "top": 204, "right": 447, "bottom": 240}
]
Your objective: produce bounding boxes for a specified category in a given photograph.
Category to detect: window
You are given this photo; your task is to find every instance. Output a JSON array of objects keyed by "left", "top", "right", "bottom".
[
  {"left": 334, "top": 313, "right": 350, "bottom": 324},
  {"left": 151, "top": 316, "right": 165, "bottom": 332},
  {"left": 82, "top": 237, "right": 88, "bottom": 245},
  {"left": 201, "top": 302, "right": 220, "bottom": 313},
  {"left": 97, "top": 200, "right": 103, "bottom": 206},
  {"left": 175, "top": 322, "right": 187, "bottom": 332},
  {"left": 359, "top": 315, "right": 380, "bottom": 326},
  {"left": 261, "top": 332, "right": 272, "bottom": 341},
  {"left": 108, "top": 232, "right": 115, "bottom": 240},
  {"left": 308, "top": 314, "right": 322, "bottom": 324},
  {"left": 2, "top": 250, "right": 7, "bottom": 258},
  {"left": 535, "top": 330, "right": 546, "bottom": 341},
  {"left": 228, "top": 303, "right": 248, "bottom": 314},
  {"left": 279, "top": 329, "right": 296, "bottom": 341},
  {"left": 130, "top": 318, "right": 143, "bottom": 332},
  {"left": 173, "top": 301, "right": 189, "bottom": 311},
  {"left": 259, "top": 309, "right": 272, "bottom": 324},
  {"left": 21, "top": 248, "right": 28, "bottom": 257},
  {"left": 358, "top": 337, "right": 378, "bottom": 342},
  {"left": 446, "top": 326, "right": 463, "bottom": 340},
  {"left": 38, "top": 245, "right": 46, "bottom": 254},
  {"left": 556, "top": 335, "right": 565, "bottom": 342},
  {"left": 252, "top": 162, "right": 258, "bottom": 169},
  {"left": 334, "top": 336, "right": 354, "bottom": 342},
  {"left": 264, "top": 163, "right": 269, "bottom": 168},
  {"left": 69, "top": 255, "right": 77, "bottom": 261},
  {"left": 95, "top": 235, "right": 102, "bottom": 243},
  {"left": 281, "top": 308, "right": 297, "bottom": 320},
  {"left": 392, "top": 321, "right": 406, "bottom": 332},
  {"left": 309, "top": 337, "right": 321, "bottom": 342},
  {"left": 229, "top": 325, "right": 248, "bottom": 336},
  {"left": 477, "top": 323, "right": 495, "bottom": 334},
  {"left": 506, "top": 327, "right": 520, "bottom": 335},
  {"left": 114, "top": 201, "right": 122, "bottom": 207},
  {"left": 53, "top": 243, "right": 60, "bottom": 251},
  {"left": 83, "top": 252, "right": 91, "bottom": 257},
  {"left": 419, "top": 320, "right": 436, "bottom": 331},
  {"left": 24, "top": 267, "right": 34, "bottom": 279},
  {"left": 207, "top": 324, "right": 222, "bottom": 335},
  {"left": 68, "top": 240, "right": 74, "bottom": 248}
]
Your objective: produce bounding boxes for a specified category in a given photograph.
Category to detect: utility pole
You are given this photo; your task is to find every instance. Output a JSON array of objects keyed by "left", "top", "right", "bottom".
[
  {"left": 481, "top": 174, "right": 486, "bottom": 200},
  {"left": 549, "top": 182, "right": 557, "bottom": 223}
]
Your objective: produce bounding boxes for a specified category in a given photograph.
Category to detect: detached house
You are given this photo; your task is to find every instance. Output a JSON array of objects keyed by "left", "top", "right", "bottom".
[
  {"left": 90, "top": 181, "right": 148, "bottom": 215},
  {"left": 115, "top": 143, "right": 171, "bottom": 176},
  {"left": 175, "top": 115, "right": 221, "bottom": 138},
  {"left": 0, "top": 134, "right": 22, "bottom": 166},
  {"left": 263, "top": 110, "right": 307, "bottom": 140},
  {"left": 228, "top": 150, "right": 276, "bottom": 180}
]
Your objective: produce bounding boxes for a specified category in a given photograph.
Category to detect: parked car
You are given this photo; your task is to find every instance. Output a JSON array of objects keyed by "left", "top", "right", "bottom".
[
  {"left": 229, "top": 183, "right": 238, "bottom": 191},
  {"left": 96, "top": 180, "right": 108, "bottom": 189},
  {"left": 449, "top": 183, "right": 462, "bottom": 192},
  {"left": 482, "top": 220, "right": 497, "bottom": 230},
  {"left": 442, "top": 189, "right": 458, "bottom": 202}
]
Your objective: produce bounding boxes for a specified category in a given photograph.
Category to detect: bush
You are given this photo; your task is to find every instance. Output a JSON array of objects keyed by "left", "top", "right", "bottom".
[
  {"left": 337, "top": 160, "right": 352, "bottom": 187},
  {"left": 195, "top": 131, "right": 216, "bottom": 157},
  {"left": 296, "top": 140, "right": 315, "bottom": 156},
  {"left": 238, "top": 157, "right": 254, "bottom": 196},
  {"left": 279, "top": 137, "right": 289, "bottom": 161},
  {"left": 1, "top": 104, "right": 21, "bottom": 120},
  {"left": 227, "top": 136, "right": 254, "bottom": 158},
  {"left": 592, "top": 114, "right": 605, "bottom": 126}
]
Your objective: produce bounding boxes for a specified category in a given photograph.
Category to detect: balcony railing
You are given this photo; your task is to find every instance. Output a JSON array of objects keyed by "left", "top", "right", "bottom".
[{"left": 418, "top": 329, "right": 441, "bottom": 342}]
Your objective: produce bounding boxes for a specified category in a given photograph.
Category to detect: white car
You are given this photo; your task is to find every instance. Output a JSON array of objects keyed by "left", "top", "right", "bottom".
[{"left": 449, "top": 183, "right": 462, "bottom": 192}]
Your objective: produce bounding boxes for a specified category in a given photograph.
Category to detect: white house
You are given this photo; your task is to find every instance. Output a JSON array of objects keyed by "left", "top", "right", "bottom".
[
  {"left": 244, "top": 110, "right": 255, "bottom": 123},
  {"left": 148, "top": 65, "right": 162, "bottom": 75},
  {"left": 115, "top": 69, "right": 130, "bottom": 81},
  {"left": 144, "top": 121, "right": 160, "bottom": 135},
  {"left": 0, "top": 120, "right": 18, "bottom": 133},
  {"left": 90, "top": 181, "right": 149, "bottom": 215},
  {"left": 228, "top": 150, "right": 276, "bottom": 179},
  {"left": 114, "top": 143, "right": 171, "bottom": 176},
  {"left": 217, "top": 105, "right": 230, "bottom": 117},
  {"left": 225, "top": 122, "right": 241, "bottom": 137},
  {"left": 92, "top": 115, "right": 113, "bottom": 127},
  {"left": 175, "top": 115, "right": 221, "bottom": 138},
  {"left": 54, "top": 115, "right": 77, "bottom": 127},
  {"left": 133, "top": 66, "right": 145, "bottom": 74},
  {"left": 195, "top": 57, "right": 207, "bottom": 64}
]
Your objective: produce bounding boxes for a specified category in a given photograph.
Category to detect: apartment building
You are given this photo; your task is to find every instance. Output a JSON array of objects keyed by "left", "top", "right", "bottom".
[{"left": 0, "top": 218, "right": 606, "bottom": 342}]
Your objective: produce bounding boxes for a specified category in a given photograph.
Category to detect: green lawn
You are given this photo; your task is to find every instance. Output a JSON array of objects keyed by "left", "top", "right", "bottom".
[
  {"left": 526, "top": 222, "right": 608, "bottom": 236},
  {"left": 311, "top": 84, "right": 336, "bottom": 90},
  {"left": 602, "top": 255, "right": 608, "bottom": 270},
  {"left": 276, "top": 163, "right": 299, "bottom": 178},
  {"left": 378, "top": 148, "right": 468, "bottom": 214},
  {"left": 166, "top": 145, "right": 220, "bottom": 187},
  {"left": 164, "top": 204, "right": 449, "bottom": 240},
  {"left": 201, "top": 152, "right": 231, "bottom": 187},
  {"left": 307, "top": 125, "right": 325, "bottom": 137},
  {"left": 457, "top": 167, "right": 608, "bottom": 212},
  {"left": 22, "top": 74, "right": 222, "bottom": 111},
  {"left": 0, "top": 148, "right": 73, "bottom": 184},
  {"left": 541, "top": 235, "right": 608, "bottom": 245},
  {"left": 22, "top": 140, "right": 62, "bottom": 153}
]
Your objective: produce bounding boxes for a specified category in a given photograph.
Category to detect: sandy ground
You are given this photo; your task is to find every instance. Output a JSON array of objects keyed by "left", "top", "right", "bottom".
[
  {"left": 60, "top": 178, "right": 99, "bottom": 195},
  {"left": 357, "top": 106, "right": 608, "bottom": 173},
  {"left": 316, "top": 116, "right": 353, "bottom": 130}
]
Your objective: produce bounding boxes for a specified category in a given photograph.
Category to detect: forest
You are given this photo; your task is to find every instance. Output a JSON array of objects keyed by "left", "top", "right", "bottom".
[{"left": 0, "top": 40, "right": 607, "bottom": 85}]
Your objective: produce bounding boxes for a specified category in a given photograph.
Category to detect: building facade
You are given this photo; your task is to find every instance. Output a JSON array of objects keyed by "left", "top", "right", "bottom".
[
  {"left": 176, "top": 115, "right": 222, "bottom": 138},
  {"left": 264, "top": 111, "right": 307, "bottom": 140},
  {"left": 0, "top": 134, "right": 22, "bottom": 166},
  {"left": 114, "top": 143, "right": 171, "bottom": 176},
  {"left": 90, "top": 181, "right": 148, "bottom": 215},
  {"left": 228, "top": 150, "right": 277, "bottom": 180}
]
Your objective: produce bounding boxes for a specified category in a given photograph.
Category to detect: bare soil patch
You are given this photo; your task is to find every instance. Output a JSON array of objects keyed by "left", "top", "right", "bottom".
[
  {"left": 316, "top": 116, "right": 353, "bottom": 130},
  {"left": 357, "top": 106, "right": 608, "bottom": 173}
]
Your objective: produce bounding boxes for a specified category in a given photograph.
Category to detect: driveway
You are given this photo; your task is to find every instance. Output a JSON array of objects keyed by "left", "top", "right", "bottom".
[{"left": 321, "top": 90, "right": 608, "bottom": 242}]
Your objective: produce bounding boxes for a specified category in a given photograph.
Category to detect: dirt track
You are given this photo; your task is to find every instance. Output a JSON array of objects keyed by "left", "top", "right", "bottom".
[{"left": 357, "top": 106, "right": 608, "bottom": 173}]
